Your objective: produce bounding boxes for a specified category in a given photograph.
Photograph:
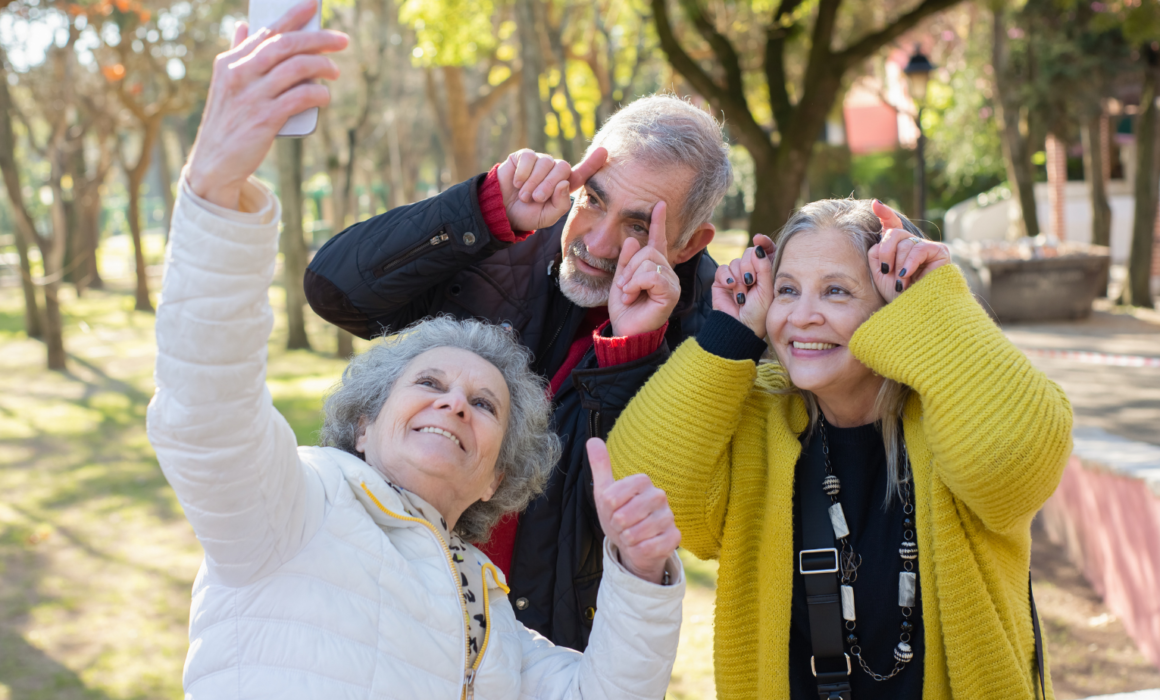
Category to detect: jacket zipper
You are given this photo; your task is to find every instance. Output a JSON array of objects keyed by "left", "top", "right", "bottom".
[
  {"left": 466, "top": 564, "right": 508, "bottom": 699},
  {"left": 587, "top": 410, "right": 601, "bottom": 439},
  {"left": 373, "top": 231, "right": 450, "bottom": 278},
  {"left": 359, "top": 483, "right": 498, "bottom": 699}
]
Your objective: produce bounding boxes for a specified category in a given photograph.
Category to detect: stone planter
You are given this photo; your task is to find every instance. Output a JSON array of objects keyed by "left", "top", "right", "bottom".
[
  {"left": 985, "top": 253, "right": 1111, "bottom": 322},
  {"left": 951, "top": 242, "right": 1111, "bottom": 323}
]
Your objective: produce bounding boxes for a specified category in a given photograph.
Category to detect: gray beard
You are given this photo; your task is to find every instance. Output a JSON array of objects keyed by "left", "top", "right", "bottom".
[{"left": 559, "top": 240, "right": 616, "bottom": 308}]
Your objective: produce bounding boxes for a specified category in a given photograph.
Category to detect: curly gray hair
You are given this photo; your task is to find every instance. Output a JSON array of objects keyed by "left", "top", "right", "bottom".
[{"left": 319, "top": 316, "right": 561, "bottom": 543}]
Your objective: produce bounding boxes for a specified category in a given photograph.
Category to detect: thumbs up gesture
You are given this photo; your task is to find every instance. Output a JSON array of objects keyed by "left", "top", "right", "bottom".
[
  {"left": 608, "top": 200, "right": 681, "bottom": 338},
  {"left": 587, "top": 438, "right": 681, "bottom": 584}
]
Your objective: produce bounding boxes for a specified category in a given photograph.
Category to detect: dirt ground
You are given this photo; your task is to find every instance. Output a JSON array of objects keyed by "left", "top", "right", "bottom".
[{"left": 1031, "top": 515, "right": 1160, "bottom": 699}]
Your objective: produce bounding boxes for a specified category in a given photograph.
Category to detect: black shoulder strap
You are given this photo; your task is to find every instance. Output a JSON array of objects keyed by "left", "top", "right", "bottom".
[
  {"left": 799, "top": 440, "right": 853, "bottom": 700},
  {"left": 1030, "top": 576, "right": 1046, "bottom": 699}
]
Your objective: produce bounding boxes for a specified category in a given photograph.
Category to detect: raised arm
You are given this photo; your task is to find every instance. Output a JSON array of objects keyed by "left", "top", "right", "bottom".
[
  {"left": 305, "top": 148, "right": 607, "bottom": 339},
  {"left": 849, "top": 263, "right": 1073, "bottom": 534},
  {"left": 607, "top": 312, "right": 771, "bottom": 560},
  {"left": 147, "top": 2, "right": 346, "bottom": 586}
]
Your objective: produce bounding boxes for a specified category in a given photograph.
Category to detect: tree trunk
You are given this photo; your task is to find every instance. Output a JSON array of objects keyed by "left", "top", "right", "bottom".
[
  {"left": 336, "top": 329, "right": 354, "bottom": 358},
  {"left": 43, "top": 178, "right": 69, "bottom": 370},
  {"left": 751, "top": 76, "right": 842, "bottom": 236},
  {"left": 75, "top": 180, "right": 104, "bottom": 293},
  {"left": 156, "top": 124, "right": 176, "bottom": 241},
  {"left": 992, "top": 8, "right": 1040, "bottom": 240},
  {"left": 12, "top": 221, "right": 43, "bottom": 339},
  {"left": 1082, "top": 113, "right": 1112, "bottom": 249},
  {"left": 277, "top": 138, "right": 313, "bottom": 350},
  {"left": 0, "top": 56, "right": 43, "bottom": 338},
  {"left": 125, "top": 118, "right": 161, "bottom": 312},
  {"left": 515, "top": 0, "right": 548, "bottom": 153},
  {"left": 1124, "top": 55, "right": 1160, "bottom": 308},
  {"left": 386, "top": 109, "right": 407, "bottom": 208},
  {"left": 441, "top": 66, "right": 478, "bottom": 181}
]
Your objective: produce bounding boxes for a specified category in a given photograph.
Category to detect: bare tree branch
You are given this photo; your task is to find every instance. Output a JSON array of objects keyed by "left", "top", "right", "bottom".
[
  {"left": 837, "top": 0, "right": 962, "bottom": 68},
  {"left": 678, "top": 0, "right": 744, "bottom": 103},
  {"left": 764, "top": 0, "right": 804, "bottom": 131},
  {"left": 469, "top": 68, "right": 522, "bottom": 119}
]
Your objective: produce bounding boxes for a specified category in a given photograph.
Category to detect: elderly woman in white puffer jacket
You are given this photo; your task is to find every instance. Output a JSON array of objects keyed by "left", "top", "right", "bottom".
[{"left": 146, "top": 3, "right": 685, "bottom": 697}]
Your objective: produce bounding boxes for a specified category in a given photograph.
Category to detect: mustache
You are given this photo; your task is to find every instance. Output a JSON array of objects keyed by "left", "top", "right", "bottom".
[{"left": 566, "top": 240, "right": 617, "bottom": 274}]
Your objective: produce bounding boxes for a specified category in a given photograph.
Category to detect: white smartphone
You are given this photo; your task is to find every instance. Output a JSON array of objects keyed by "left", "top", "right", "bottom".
[{"left": 247, "top": 0, "right": 321, "bottom": 137}]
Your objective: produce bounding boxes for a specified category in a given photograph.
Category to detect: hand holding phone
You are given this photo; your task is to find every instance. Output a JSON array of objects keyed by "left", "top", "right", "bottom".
[
  {"left": 248, "top": 0, "right": 322, "bottom": 137},
  {"left": 185, "top": 0, "right": 347, "bottom": 210}
]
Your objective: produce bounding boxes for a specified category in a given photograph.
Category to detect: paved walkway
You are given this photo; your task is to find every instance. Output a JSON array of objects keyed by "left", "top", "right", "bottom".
[{"left": 1003, "top": 305, "right": 1160, "bottom": 447}]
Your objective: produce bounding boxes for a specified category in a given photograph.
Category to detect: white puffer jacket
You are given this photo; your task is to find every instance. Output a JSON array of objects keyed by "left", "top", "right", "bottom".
[{"left": 146, "top": 176, "right": 686, "bottom": 700}]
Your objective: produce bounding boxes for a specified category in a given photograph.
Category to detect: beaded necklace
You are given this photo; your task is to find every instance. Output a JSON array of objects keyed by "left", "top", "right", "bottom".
[{"left": 817, "top": 413, "right": 917, "bottom": 681}]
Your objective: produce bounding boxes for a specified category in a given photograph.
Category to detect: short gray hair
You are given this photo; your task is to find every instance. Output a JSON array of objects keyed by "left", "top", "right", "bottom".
[
  {"left": 769, "top": 198, "right": 927, "bottom": 506},
  {"left": 319, "top": 316, "right": 561, "bottom": 543},
  {"left": 587, "top": 94, "right": 732, "bottom": 246}
]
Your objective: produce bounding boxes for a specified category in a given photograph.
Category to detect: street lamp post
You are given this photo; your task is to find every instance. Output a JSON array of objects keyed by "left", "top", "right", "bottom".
[{"left": 904, "top": 44, "right": 935, "bottom": 231}]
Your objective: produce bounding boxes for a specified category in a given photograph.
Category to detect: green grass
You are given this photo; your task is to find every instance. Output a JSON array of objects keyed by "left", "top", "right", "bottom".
[
  {"left": 0, "top": 260, "right": 722, "bottom": 699},
  {"left": 0, "top": 262, "right": 360, "bottom": 700}
]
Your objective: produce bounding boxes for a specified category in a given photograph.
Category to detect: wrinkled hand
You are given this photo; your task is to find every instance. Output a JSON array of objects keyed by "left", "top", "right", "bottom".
[
  {"left": 185, "top": 0, "right": 348, "bottom": 210},
  {"left": 868, "top": 200, "right": 951, "bottom": 301},
  {"left": 608, "top": 201, "right": 680, "bottom": 337},
  {"left": 712, "top": 234, "right": 775, "bottom": 339},
  {"left": 497, "top": 147, "right": 607, "bottom": 232},
  {"left": 588, "top": 438, "right": 680, "bottom": 585}
]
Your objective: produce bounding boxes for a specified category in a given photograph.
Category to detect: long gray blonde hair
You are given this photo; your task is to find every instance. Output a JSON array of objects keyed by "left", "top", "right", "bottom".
[{"left": 768, "top": 198, "right": 926, "bottom": 505}]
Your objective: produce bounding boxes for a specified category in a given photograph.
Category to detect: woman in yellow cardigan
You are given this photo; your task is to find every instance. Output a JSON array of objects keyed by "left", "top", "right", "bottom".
[{"left": 607, "top": 199, "right": 1072, "bottom": 700}]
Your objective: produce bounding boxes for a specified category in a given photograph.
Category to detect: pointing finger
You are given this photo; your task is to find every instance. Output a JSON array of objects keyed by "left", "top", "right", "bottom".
[
  {"left": 648, "top": 200, "right": 668, "bottom": 253},
  {"left": 872, "top": 199, "right": 904, "bottom": 232},
  {"left": 587, "top": 438, "right": 614, "bottom": 495},
  {"left": 615, "top": 237, "right": 642, "bottom": 288},
  {"left": 568, "top": 146, "right": 608, "bottom": 191}
]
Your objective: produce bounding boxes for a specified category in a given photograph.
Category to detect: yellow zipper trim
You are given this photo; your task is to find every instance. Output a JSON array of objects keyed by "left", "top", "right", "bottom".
[
  {"left": 359, "top": 483, "right": 474, "bottom": 693},
  {"left": 470, "top": 562, "right": 509, "bottom": 677}
]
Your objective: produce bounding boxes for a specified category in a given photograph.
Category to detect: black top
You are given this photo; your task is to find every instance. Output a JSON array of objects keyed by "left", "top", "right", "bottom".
[
  {"left": 789, "top": 421, "right": 925, "bottom": 699},
  {"left": 694, "top": 311, "right": 924, "bottom": 699}
]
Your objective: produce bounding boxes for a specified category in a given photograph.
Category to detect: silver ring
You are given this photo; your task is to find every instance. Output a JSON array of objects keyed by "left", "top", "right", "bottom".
[
  {"left": 656, "top": 264, "right": 663, "bottom": 274},
  {"left": 908, "top": 237, "right": 923, "bottom": 244}
]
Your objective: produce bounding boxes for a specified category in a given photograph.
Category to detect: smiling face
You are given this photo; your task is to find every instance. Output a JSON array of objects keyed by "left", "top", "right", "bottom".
[
  {"left": 355, "top": 346, "right": 510, "bottom": 527},
  {"left": 766, "top": 228, "right": 887, "bottom": 425},
  {"left": 557, "top": 153, "right": 707, "bottom": 307}
]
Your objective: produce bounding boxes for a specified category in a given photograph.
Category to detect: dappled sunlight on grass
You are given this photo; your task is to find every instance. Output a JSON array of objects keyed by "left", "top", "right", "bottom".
[
  {"left": 669, "top": 549, "right": 719, "bottom": 700},
  {"left": 0, "top": 274, "right": 352, "bottom": 699},
  {"left": 0, "top": 269, "right": 725, "bottom": 698}
]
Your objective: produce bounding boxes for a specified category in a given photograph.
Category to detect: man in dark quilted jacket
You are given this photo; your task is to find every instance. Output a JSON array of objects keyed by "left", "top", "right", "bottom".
[{"left": 305, "top": 94, "right": 732, "bottom": 651}]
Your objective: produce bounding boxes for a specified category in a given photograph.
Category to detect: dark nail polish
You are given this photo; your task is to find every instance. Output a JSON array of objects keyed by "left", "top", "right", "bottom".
[
  {"left": 881, "top": 262, "right": 889, "bottom": 274},
  {"left": 736, "top": 292, "right": 746, "bottom": 305},
  {"left": 898, "top": 268, "right": 907, "bottom": 278},
  {"left": 726, "top": 277, "right": 734, "bottom": 285},
  {"left": 895, "top": 280, "right": 903, "bottom": 293},
  {"left": 743, "top": 273, "right": 754, "bottom": 286},
  {"left": 755, "top": 246, "right": 766, "bottom": 259}
]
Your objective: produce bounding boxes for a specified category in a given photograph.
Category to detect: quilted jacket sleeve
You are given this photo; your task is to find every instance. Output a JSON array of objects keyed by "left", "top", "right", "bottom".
[
  {"left": 306, "top": 173, "right": 523, "bottom": 339},
  {"left": 147, "top": 177, "right": 327, "bottom": 587},
  {"left": 516, "top": 540, "right": 685, "bottom": 699}
]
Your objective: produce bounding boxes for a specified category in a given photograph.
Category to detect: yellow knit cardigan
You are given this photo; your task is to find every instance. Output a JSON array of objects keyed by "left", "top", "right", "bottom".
[{"left": 608, "top": 264, "right": 1073, "bottom": 700}]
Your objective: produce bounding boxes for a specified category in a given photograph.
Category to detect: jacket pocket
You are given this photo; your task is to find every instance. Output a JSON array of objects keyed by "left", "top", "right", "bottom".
[{"left": 372, "top": 230, "right": 450, "bottom": 279}]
